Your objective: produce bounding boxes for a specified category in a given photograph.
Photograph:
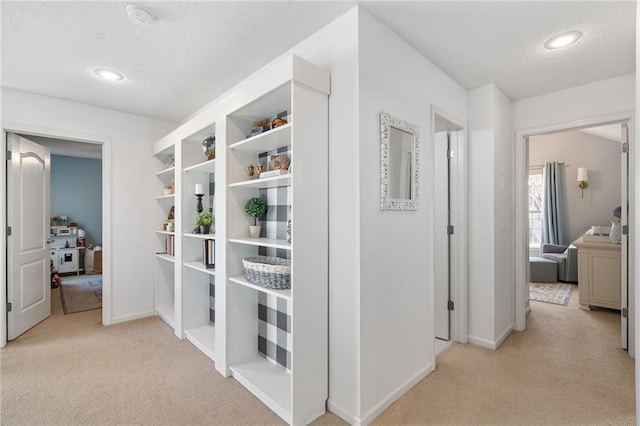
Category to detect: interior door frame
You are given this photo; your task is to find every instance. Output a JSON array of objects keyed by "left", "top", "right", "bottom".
[
  {"left": 431, "top": 105, "right": 468, "bottom": 345},
  {"left": 514, "top": 110, "right": 635, "bottom": 358},
  {"left": 1, "top": 122, "right": 112, "bottom": 347}
]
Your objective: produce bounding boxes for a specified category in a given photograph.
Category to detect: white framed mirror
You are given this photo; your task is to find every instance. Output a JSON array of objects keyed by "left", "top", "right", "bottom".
[{"left": 380, "top": 111, "right": 420, "bottom": 210}]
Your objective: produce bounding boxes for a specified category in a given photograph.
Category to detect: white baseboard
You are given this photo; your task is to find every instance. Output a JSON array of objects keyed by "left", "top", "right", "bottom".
[
  {"left": 468, "top": 324, "right": 514, "bottom": 350},
  {"left": 328, "top": 400, "right": 361, "bottom": 426},
  {"left": 361, "top": 362, "right": 434, "bottom": 424},
  {"left": 110, "top": 311, "right": 154, "bottom": 325},
  {"left": 495, "top": 323, "right": 513, "bottom": 348}
]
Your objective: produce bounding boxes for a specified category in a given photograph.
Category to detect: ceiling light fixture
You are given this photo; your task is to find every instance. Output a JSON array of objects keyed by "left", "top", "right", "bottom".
[
  {"left": 544, "top": 31, "right": 583, "bottom": 50},
  {"left": 126, "top": 4, "right": 154, "bottom": 25},
  {"left": 94, "top": 68, "right": 124, "bottom": 81}
]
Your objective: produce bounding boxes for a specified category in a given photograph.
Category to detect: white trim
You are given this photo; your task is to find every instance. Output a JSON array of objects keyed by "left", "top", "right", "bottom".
[
  {"left": 514, "top": 112, "right": 635, "bottom": 339},
  {"left": 361, "top": 363, "right": 434, "bottom": 425},
  {"left": 327, "top": 400, "right": 362, "bottom": 426},
  {"left": 431, "top": 105, "right": 468, "bottom": 344},
  {"left": 110, "top": 311, "right": 154, "bottom": 325},
  {"left": 467, "top": 324, "right": 513, "bottom": 350},
  {"left": 0, "top": 121, "right": 112, "bottom": 347}
]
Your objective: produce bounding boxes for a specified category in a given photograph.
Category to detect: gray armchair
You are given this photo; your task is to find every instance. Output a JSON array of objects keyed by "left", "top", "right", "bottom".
[{"left": 541, "top": 244, "right": 578, "bottom": 283}]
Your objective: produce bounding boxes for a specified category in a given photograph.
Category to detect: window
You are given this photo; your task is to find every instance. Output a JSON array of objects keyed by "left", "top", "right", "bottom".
[{"left": 529, "top": 167, "right": 543, "bottom": 248}]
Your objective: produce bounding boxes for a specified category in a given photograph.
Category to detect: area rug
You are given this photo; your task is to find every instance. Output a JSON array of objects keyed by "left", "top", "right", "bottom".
[
  {"left": 60, "top": 276, "right": 102, "bottom": 314},
  {"left": 530, "top": 282, "right": 575, "bottom": 306}
]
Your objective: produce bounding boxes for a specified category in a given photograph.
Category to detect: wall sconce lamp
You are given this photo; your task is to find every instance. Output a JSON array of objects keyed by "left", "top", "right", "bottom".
[{"left": 577, "top": 167, "right": 588, "bottom": 198}]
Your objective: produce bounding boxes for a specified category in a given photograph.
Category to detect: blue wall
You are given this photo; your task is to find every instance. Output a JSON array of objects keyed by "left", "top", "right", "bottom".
[{"left": 51, "top": 155, "right": 102, "bottom": 246}]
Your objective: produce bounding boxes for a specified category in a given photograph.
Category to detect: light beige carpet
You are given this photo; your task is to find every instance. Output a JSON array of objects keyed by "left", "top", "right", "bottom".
[{"left": 0, "top": 287, "right": 634, "bottom": 425}]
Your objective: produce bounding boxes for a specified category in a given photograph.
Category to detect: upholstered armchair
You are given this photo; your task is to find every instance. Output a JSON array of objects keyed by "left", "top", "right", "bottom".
[{"left": 541, "top": 244, "right": 578, "bottom": 283}]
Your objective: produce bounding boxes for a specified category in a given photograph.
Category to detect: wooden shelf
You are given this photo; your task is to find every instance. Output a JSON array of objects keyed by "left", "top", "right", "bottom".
[
  {"left": 184, "top": 159, "right": 216, "bottom": 174},
  {"left": 183, "top": 233, "right": 216, "bottom": 240},
  {"left": 155, "top": 253, "right": 175, "bottom": 263},
  {"left": 185, "top": 324, "right": 216, "bottom": 362},
  {"left": 229, "top": 174, "right": 291, "bottom": 189},
  {"left": 230, "top": 354, "right": 292, "bottom": 423},
  {"left": 229, "top": 275, "right": 291, "bottom": 301},
  {"left": 229, "top": 237, "right": 291, "bottom": 250},
  {"left": 229, "top": 123, "right": 292, "bottom": 153},
  {"left": 184, "top": 261, "right": 216, "bottom": 276},
  {"left": 155, "top": 166, "right": 175, "bottom": 177}
]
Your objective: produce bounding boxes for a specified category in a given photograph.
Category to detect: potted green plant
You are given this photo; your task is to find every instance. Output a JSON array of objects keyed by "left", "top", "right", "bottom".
[
  {"left": 206, "top": 146, "right": 215, "bottom": 160},
  {"left": 195, "top": 211, "right": 214, "bottom": 234},
  {"left": 245, "top": 197, "right": 267, "bottom": 238}
]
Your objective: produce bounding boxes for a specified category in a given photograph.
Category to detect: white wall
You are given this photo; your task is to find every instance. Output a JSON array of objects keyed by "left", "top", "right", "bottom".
[
  {"left": 493, "top": 86, "right": 514, "bottom": 342},
  {"left": 357, "top": 8, "right": 467, "bottom": 422},
  {"left": 467, "top": 85, "right": 497, "bottom": 345},
  {"left": 288, "top": 8, "right": 362, "bottom": 420},
  {"left": 1, "top": 88, "right": 175, "bottom": 323},
  {"left": 513, "top": 74, "right": 635, "bottom": 131},
  {"left": 530, "top": 131, "right": 622, "bottom": 243},
  {"left": 466, "top": 83, "right": 514, "bottom": 348}
]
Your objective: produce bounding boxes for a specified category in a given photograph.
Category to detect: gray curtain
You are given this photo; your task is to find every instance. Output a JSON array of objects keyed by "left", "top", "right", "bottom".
[{"left": 542, "top": 161, "right": 564, "bottom": 245}]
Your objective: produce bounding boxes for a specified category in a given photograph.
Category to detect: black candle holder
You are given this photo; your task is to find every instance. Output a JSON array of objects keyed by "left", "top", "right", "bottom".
[{"left": 195, "top": 193, "right": 204, "bottom": 213}]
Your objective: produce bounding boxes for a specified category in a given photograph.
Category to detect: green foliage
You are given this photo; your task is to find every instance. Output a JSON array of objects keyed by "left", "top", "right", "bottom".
[
  {"left": 195, "top": 211, "right": 214, "bottom": 226},
  {"left": 245, "top": 198, "right": 267, "bottom": 225}
]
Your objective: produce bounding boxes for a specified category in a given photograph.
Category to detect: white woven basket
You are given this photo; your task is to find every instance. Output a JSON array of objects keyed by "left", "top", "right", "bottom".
[{"left": 242, "top": 256, "right": 291, "bottom": 290}]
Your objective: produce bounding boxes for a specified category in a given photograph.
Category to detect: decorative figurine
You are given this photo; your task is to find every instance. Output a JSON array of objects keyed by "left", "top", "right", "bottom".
[
  {"left": 246, "top": 164, "right": 255, "bottom": 179},
  {"left": 256, "top": 164, "right": 265, "bottom": 174}
]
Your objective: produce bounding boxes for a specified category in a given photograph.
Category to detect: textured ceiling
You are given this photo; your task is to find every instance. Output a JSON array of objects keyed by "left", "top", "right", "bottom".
[{"left": 1, "top": 1, "right": 636, "bottom": 124}]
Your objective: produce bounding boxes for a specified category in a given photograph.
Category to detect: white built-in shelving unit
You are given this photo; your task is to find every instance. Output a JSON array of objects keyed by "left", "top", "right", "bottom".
[{"left": 152, "top": 55, "right": 329, "bottom": 425}]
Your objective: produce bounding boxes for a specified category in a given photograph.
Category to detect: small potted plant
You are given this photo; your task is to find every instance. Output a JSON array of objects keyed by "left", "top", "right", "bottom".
[
  {"left": 245, "top": 198, "right": 267, "bottom": 238},
  {"left": 195, "top": 212, "right": 215, "bottom": 234},
  {"left": 206, "top": 146, "right": 215, "bottom": 161}
]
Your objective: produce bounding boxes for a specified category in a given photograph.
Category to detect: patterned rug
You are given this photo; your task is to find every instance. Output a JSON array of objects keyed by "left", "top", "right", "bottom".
[
  {"left": 60, "top": 276, "right": 102, "bottom": 314},
  {"left": 530, "top": 282, "right": 575, "bottom": 306}
]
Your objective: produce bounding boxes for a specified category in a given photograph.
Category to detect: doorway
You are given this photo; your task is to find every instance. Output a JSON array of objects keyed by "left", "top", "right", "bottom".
[
  {"left": 3, "top": 129, "right": 109, "bottom": 344},
  {"left": 433, "top": 107, "right": 466, "bottom": 347},
  {"left": 515, "top": 116, "right": 633, "bottom": 356}
]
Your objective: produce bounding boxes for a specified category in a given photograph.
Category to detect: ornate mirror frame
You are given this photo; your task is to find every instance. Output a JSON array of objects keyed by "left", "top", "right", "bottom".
[{"left": 380, "top": 111, "right": 420, "bottom": 211}]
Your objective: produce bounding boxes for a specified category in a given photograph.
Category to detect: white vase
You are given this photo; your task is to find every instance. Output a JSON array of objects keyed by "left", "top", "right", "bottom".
[
  {"left": 249, "top": 225, "right": 261, "bottom": 238},
  {"left": 610, "top": 220, "right": 622, "bottom": 244}
]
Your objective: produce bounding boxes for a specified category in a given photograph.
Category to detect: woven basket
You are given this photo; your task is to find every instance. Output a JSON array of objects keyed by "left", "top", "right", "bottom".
[{"left": 242, "top": 256, "right": 291, "bottom": 290}]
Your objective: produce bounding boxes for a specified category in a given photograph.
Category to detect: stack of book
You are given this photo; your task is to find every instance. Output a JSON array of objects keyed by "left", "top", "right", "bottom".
[
  {"left": 166, "top": 235, "right": 175, "bottom": 256},
  {"left": 202, "top": 239, "right": 215, "bottom": 269}
]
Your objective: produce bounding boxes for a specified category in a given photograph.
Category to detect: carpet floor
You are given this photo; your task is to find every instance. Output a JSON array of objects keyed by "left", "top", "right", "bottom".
[
  {"left": 0, "top": 285, "right": 634, "bottom": 425},
  {"left": 60, "top": 275, "right": 103, "bottom": 314}
]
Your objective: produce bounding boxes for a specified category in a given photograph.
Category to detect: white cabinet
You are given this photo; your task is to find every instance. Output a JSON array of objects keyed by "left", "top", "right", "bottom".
[
  {"left": 574, "top": 236, "right": 621, "bottom": 310},
  {"left": 152, "top": 55, "right": 329, "bottom": 424}
]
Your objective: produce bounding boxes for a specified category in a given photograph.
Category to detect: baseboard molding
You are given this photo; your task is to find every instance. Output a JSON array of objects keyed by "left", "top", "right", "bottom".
[
  {"left": 495, "top": 323, "right": 513, "bottom": 348},
  {"left": 361, "top": 362, "right": 434, "bottom": 424},
  {"left": 468, "top": 324, "right": 514, "bottom": 350},
  {"left": 327, "top": 400, "right": 361, "bottom": 426},
  {"left": 110, "top": 311, "right": 154, "bottom": 325}
]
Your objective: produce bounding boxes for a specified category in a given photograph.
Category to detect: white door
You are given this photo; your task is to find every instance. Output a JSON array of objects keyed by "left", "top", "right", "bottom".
[
  {"left": 7, "top": 133, "right": 51, "bottom": 340},
  {"left": 620, "top": 123, "right": 629, "bottom": 350},
  {"left": 434, "top": 131, "right": 450, "bottom": 340}
]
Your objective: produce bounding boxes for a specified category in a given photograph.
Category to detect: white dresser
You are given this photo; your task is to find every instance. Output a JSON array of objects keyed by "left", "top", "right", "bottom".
[{"left": 573, "top": 236, "right": 621, "bottom": 310}]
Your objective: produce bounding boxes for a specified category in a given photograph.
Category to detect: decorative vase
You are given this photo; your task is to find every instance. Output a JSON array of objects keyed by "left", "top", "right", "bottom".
[
  {"left": 200, "top": 225, "right": 210, "bottom": 234},
  {"left": 249, "top": 225, "right": 261, "bottom": 238},
  {"left": 610, "top": 220, "right": 622, "bottom": 244}
]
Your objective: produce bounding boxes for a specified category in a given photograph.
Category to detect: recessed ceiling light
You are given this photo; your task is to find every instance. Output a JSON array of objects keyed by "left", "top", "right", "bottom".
[
  {"left": 126, "top": 4, "right": 154, "bottom": 25},
  {"left": 94, "top": 68, "right": 124, "bottom": 81},
  {"left": 544, "top": 31, "right": 583, "bottom": 50}
]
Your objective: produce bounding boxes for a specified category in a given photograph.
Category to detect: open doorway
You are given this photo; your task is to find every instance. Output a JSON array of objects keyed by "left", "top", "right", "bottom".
[
  {"left": 522, "top": 121, "right": 631, "bottom": 351},
  {"left": 433, "top": 107, "right": 467, "bottom": 355},
  {"left": 6, "top": 133, "right": 104, "bottom": 340}
]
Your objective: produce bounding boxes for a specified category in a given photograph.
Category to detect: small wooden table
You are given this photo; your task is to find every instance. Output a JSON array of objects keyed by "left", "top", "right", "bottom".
[{"left": 573, "top": 236, "right": 621, "bottom": 310}]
